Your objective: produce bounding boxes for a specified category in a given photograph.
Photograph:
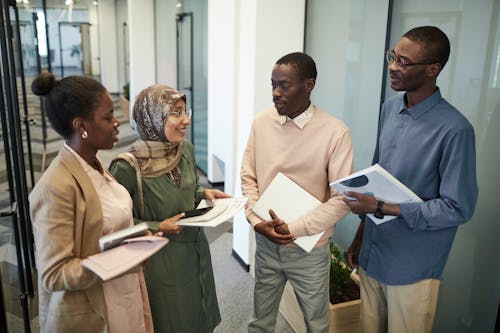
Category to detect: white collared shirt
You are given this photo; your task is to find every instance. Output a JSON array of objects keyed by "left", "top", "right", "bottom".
[
  {"left": 278, "top": 103, "right": 315, "bottom": 129},
  {"left": 64, "top": 143, "right": 134, "bottom": 235}
]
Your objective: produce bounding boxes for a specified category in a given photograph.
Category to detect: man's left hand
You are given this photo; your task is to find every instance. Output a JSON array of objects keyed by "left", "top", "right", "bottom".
[
  {"left": 274, "top": 222, "right": 290, "bottom": 235},
  {"left": 343, "top": 191, "right": 377, "bottom": 215}
]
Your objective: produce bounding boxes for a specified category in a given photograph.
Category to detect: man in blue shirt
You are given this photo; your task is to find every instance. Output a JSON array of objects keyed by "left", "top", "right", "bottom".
[{"left": 344, "top": 26, "right": 478, "bottom": 333}]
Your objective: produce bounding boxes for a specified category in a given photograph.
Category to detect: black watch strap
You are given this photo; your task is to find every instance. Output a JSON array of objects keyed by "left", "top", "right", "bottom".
[{"left": 374, "top": 200, "right": 385, "bottom": 219}]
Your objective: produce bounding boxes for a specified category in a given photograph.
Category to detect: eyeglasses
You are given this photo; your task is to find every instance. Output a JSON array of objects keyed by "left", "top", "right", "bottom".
[
  {"left": 386, "top": 50, "right": 435, "bottom": 69},
  {"left": 168, "top": 108, "right": 192, "bottom": 119}
]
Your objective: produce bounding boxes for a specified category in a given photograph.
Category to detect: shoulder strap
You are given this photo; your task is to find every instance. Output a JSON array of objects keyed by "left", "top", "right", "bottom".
[{"left": 115, "top": 152, "right": 145, "bottom": 219}]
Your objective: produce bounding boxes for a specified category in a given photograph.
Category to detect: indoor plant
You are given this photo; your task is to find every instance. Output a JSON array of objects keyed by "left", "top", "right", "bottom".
[{"left": 279, "top": 243, "right": 361, "bottom": 333}]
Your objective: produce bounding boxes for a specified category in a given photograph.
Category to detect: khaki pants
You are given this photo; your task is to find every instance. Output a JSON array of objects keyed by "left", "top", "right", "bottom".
[{"left": 359, "top": 268, "right": 440, "bottom": 333}]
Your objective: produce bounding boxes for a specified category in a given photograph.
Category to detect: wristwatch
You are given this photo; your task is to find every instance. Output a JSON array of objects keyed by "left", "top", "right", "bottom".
[{"left": 374, "top": 200, "right": 385, "bottom": 219}]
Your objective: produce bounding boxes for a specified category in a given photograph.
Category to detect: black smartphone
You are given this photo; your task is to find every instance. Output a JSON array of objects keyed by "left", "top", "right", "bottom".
[{"left": 182, "top": 206, "right": 214, "bottom": 218}]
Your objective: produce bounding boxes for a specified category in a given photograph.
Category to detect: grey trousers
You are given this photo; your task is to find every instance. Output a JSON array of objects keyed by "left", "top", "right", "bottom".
[{"left": 248, "top": 234, "right": 330, "bottom": 333}]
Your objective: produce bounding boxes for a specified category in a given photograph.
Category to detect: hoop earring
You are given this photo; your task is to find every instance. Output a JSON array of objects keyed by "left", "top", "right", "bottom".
[{"left": 82, "top": 130, "right": 88, "bottom": 139}]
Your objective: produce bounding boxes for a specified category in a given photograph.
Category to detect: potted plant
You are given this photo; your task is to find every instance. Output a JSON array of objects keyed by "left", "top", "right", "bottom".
[
  {"left": 119, "top": 82, "right": 130, "bottom": 120},
  {"left": 279, "top": 244, "right": 361, "bottom": 333}
]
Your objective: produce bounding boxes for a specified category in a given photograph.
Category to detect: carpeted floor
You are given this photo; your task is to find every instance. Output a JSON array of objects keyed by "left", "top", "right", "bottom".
[
  {"left": 206, "top": 224, "right": 294, "bottom": 333},
  {"left": 199, "top": 172, "right": 294, "bottom": 333}
]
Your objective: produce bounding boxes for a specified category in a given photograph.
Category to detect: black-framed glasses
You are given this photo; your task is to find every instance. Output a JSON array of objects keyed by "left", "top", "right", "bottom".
[{"left": 386, "top": 50, "right": 435, "bottom": 68}]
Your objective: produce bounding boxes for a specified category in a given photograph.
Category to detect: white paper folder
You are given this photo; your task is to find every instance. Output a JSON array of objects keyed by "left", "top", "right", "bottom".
[
  {"left": 82, "top": 236, "right": 168, "bottom": 281},
  {"left": 252, "top": 172, "right": 324, "bottom": 252},
  {"left": 176, "top": 197, "right": 248, "bottom": 227},
  {"left": 330, "top": 163, "right": 422, "bottom": 224}
]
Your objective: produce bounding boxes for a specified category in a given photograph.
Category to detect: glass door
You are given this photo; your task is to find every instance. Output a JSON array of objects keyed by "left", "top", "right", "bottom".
[
  {"left": 176, "top": 8, "right": 209, "bottom": 174},
  {"left": 176, "top": 12, "right": 194, "bottom": 144},
  {"left": 57, "top": 21, "right": 91, "bottom": 77},
  {"left": 1, "top": 1, "right": 103, "bottom": 332},
  {"left": 1, "top": 2, "right": 38, "bottom": 333}
]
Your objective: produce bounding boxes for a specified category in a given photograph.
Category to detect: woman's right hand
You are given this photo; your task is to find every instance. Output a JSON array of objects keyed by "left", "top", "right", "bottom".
[{"left": 158, "top": 213, "right": 185, "bottom": 235}]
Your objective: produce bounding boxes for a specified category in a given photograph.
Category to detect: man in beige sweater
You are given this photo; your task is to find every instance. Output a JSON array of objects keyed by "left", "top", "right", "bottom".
[{"left": 241, "top": 52, "right": 354, "bottom": 332}]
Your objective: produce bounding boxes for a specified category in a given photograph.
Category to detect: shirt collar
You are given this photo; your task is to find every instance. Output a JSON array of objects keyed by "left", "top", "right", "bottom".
[
  {"left": 278, "top": 103, "right": 315, "bottom": 129},
  {"left": 64, "top": 143, "right": 112, "bottom": 181},
  {"left": 401, "top": 88, "right": 442, "bottom": 119}
]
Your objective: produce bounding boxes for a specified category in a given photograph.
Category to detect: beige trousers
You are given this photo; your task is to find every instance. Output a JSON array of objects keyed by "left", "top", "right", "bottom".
[{"left": 359, "top": 268, "right": 440, "bottom": 333}]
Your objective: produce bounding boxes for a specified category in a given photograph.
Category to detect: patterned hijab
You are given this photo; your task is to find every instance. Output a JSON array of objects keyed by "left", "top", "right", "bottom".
[{"left": 128, "top": 85, "right": 187, "bottom": 180}]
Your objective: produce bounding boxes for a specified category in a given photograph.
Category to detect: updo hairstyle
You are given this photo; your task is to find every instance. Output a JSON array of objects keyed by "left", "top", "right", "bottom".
[{"left": 31, "top": 72, "right": 107, "bottom": 138}]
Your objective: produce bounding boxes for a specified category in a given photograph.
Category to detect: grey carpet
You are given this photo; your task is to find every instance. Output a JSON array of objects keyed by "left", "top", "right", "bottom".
[{"left": 209, "top": 231, "right": 294, "bottom": 333}]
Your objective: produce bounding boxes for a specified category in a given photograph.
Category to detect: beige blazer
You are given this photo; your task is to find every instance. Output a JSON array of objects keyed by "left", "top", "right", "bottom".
[{"left": 30, "top": 146, "right": 107, "bottom": 333}]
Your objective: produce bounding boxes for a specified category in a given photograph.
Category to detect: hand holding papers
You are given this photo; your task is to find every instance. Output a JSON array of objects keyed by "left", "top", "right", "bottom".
[
  {"left": 176, "top": 197, "right": 247, "bottom": 227},
  {"left": 82, "top": 229, "right": 168, "bottom": 281},
  {"left": 252, "top": 173, "right": 324, "bottom": 252},
  {"left": 330, "top": 164, "right": 422, "bottom": 224}
]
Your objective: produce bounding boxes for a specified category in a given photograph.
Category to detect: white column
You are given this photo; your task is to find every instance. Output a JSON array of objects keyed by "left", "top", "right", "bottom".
[
  {"left": 207, "top": 0, "right": 237, "bottom": 184},
  {"left": 155, "top": 0, "right": 178, "bottom": 87},
  {"left": 97, "top": 0, "right": 119, "bottom": 93},
  {"left": 88, "top": 3, "right": 100, "bottom": 77},
  {"left": 115, "top": 0, "right": 128, "bottom": 94},
  {"left": 128, "top": 0, "right": 156, "bottom": 124},
  {"left": 207, "top": 0, "right": 306, "bottom": 270}
]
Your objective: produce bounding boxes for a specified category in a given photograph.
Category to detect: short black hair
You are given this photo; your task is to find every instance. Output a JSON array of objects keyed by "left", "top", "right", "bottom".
[
  {"left": 276, "top": 52, "right": 317, "bottom": 81},
  {"left": 403, "top": 26, "right": 450, "bottom": 70},
  {"left": 31, "top": 72, "right": 107, "bottom": 138}
]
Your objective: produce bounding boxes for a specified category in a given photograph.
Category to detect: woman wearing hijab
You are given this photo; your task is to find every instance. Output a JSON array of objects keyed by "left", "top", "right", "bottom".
[
  {"left": 29, "top": 72, "right": 153, "bottom": 333},
  {"left": 109, "top": 84, "right": 229, "bottom": 333}
]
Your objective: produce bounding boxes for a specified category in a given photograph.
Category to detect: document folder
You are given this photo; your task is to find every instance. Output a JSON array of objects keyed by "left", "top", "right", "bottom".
[{"left": 252, "top": 172, "right": 324, "bottom": 252}]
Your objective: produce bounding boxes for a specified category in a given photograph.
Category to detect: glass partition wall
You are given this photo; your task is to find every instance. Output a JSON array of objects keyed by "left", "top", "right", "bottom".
[
  {"left": 306, "top": 0, "right": 499, "bottom": 332},
  {"left": 1, "top": 1, "right": 101, "bottom": 332},
  {"left": 174, "top": 0, "right": 209, "bottom": 174},
  {"left": 387, "top": 2, "right": 500, "bottom": 333}
]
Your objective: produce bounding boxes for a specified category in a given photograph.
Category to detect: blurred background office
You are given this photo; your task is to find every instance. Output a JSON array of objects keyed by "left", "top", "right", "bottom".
[{"left": 0, "top": 0, "right": 498, "bottom": 332}]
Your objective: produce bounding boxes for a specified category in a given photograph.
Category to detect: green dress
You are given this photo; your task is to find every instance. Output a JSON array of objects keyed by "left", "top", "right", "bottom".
[{"left": 109, "top": 141, "right": 221, "bottom": 333}]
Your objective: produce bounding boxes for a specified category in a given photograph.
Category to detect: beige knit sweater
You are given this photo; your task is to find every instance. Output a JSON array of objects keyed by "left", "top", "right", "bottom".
[{"left": 241, "top": 106, "right": 354, "bottom": 248}]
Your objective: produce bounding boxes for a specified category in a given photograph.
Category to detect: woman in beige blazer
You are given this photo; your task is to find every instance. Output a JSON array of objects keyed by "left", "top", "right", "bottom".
[{"left": 29, "top": 73, "right": 153, "bottom": 333}]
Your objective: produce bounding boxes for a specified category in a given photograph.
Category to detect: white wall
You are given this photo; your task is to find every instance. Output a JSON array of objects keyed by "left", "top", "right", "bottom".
[
  {"left": 98, "top": 0, "right": 119, "bottom": 93},
  {"left": 207, "top": 0, "right": 236, "bottom": 184},
  {"left": 88, "top": 4, "right": 100, "bottom": 77},
  {"left": 128, "top": 0, "right": 156, "bottom": 124},
  {"left": 115, "top": 0, "right": 128, "bottom": 94},
  {"left": 155, "top": 0, "right": 178, "bottom": 87},
  {"left": 232, "top": 0, "right": 258, "bottom": 268},
  {"left": 207, "top": 0, "right": 306, "bottom": 267}
]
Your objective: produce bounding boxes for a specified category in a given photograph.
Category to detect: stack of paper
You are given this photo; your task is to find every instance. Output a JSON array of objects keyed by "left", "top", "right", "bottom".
[
  {"left": 82, "top": 236, "right": 168, "bottom": 281},
  {"left": 329, "top": 163, "right": 422, "bottom": 224},
  {"left": 176, "top": 197, "right": 248, "bottom": 227}
]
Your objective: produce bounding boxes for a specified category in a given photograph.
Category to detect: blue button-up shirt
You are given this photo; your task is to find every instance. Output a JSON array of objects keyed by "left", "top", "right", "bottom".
[{"left": 359, "top": 89, "right": 478, "bottom": 285}]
